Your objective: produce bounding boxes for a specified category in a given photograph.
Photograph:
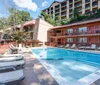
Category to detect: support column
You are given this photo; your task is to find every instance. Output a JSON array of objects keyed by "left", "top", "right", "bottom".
[
  {"left": 73, "top": 0, "right": 74, "bottom": 10},
  {"left": 67, "top": 0, "right": 69, "bottom": 19},
  {"left": 49, "top": 8, "right": 51, "bottom": 15},
  {"left": 55, "top": 38, "right": 57, "bottom": 46},
  {"left": 90, "top": 0, "right": 92, "bottom": 11},
  {"left": 98, "top": 0, "right": 100, "bottom": 9},
  {"left": 82, "top": 0, "right": 85, "bottom": 14},
  {"left": 53, "top": 6, "right": 55, "bottom": 19},
  {"left": 60, "top": 4, "right": 61, "bottom": 20}
]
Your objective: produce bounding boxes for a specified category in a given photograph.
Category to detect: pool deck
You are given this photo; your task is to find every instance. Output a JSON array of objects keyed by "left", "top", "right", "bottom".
[{"left": 21, "top": 53, "right": 58, "bottom": 85}]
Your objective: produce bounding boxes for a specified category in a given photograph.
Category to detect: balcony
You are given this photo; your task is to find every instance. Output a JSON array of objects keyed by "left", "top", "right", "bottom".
[
  {"left": 55, "top": 13, "right": 60, "bottom": 16},
  {"left": 61, "top": 14, "right": 66, "bottom": 17},
  {"left": 92, "top": 3, "right": 98, "bottom": 8},
  {"left": 55, "top": 6, "right": 60, "bottom": 10},
  {"left": 55, "top": 11, "right": 60, "bottom": 14},
  {"left": 50, "top": 29, "right": 100, "bottom": 38},
  {"left": 92, "top": 0, "right": 98, "bottom": 2},
  {"left": 75, "top": 4, "right": 82, "bottom": 7},
  {"left": 50, "top": 32, "right": 66, "bottom": 37},
  {"left": 55, "top": 5, "right": 60, "bottom": 9},
  {"left": 85, "top": 0, "right": 90, "bottom": 4},
  {"left": 85, "top": 6, "right": 90, "bottom": 10},
  {"left": 69, "top": 2, "right": 73, "bottom": 5},
  {"left": 74, "top": 0, "right": 81, "bottom": 3},
  {"left": 61, "top": 11, "right": 66, "bottom": 16},
  {"left": 61, "top": 7, "right": 67, "bottom": 10},
  {"left": 69, "top": 6, "right": 73, "bottom": 9},
  {"left": 61, "top": 2, "right": 66, "bottom": 7},
  {"left": 66, "top": 30, "right": 100, "bottom": 38},
  {"left": 69, "top": 11, "right": 73, "bottom": 14}
]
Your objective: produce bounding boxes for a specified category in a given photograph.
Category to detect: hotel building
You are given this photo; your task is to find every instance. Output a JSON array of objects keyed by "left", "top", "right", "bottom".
[
  {"left": 0, "top": 18, "right": 53, "bottom": 45},
  {"left": 42, "top": 0, "right": 100, "bottom": 20},
  {"left": 22, "top": 18, "right": 53, "bottom": 45},
  {"left": 47, "top": 18, "right": 100, "bottom": 47}
]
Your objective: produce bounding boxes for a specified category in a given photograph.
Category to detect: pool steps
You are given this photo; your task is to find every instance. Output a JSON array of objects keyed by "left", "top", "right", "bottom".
[{"left": 72, "top": 70, "right": 100, "bottom": 85}]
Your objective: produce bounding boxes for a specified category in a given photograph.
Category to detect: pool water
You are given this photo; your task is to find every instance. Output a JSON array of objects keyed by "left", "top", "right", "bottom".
[{"left": 32, "top": 48, "right": 100, "bottom": 85}]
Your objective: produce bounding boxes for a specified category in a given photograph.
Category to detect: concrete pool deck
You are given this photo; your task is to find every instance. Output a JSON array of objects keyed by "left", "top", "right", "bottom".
[
  {"left": 21, "top": 53, "right": 58, "bottom": 85},
  {"left": 20, "top": 52, "right": 100, "bottom": 85}
]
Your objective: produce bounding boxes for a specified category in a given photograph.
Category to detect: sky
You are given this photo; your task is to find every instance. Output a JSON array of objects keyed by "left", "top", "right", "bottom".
[{"left": 0, "top": 0, "right": 64, "bottom": 19}]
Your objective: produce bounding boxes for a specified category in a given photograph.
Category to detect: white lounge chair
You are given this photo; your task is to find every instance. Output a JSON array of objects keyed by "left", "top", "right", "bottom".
[
  {"left": 58, "top": 45, "right": 64, "bottom": 48},
  {"left": 90, "top": 44, "right": 96, "bottom": 50},
  {"left": 79, "top": 46, "right": 85, "bottom": 49},
  {"left": 65, "top": 44, "right": 70, "bottom": 48},
  {"left": 8, "top": 44, "right": 23, "bottom": 54},
  {"left": 0, "top": 68, "right": 24, "bottom": 84},
  {"left": 70, "top": 44, "right": 76, "bottom": 49},
  {"left": 8, "top": 48, "right": 19, "bottom": 54},
  {"left": 0, "top": 59, "right": 25, "bottom": 68},
  {"left": 0, "top": 55, "right": 24, "bottom": 62},
  {"left": 97, "top": 47, "right": 100, "bottom": 50},
  {"left": 85, "top": 44, "right": 96, "bottom": 50}
]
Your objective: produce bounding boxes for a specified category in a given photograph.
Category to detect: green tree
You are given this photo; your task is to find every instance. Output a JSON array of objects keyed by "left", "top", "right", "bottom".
[
  {"left": 73, "top": 8, "right": 80, "bottom": 19},
  {"left": 11, "top": 30, "right": 30, "bottom": 44},
  {"left": 8, "top": 8, "right": 32, "bottom": 26},
  {"left": 40, "top": 12, "right": 61, "bottom": 26},
  {"left": 0, "top": 8, "right": 32, "bottom": 30},
  {"left": 0, "top": 18, "right": 9, "bottom": 29}
]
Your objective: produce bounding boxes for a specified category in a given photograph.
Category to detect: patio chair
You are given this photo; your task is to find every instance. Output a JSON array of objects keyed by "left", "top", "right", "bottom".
[
  {"left": 9, "top": 48, "right": 18, "bottom": 54},
  {"left": 97, "top": 47, "right": 100, "bottom": 50},
  {"left": 0, "top": 54, "right": 24, "bottom": 62},
  {"left": 58, "top": 45, "right": 64, "bottom": 48},
  {"left": 0, "top": 66, "right": 25, "bottom": 84},
  {"left": 70, "top": 44, "right": 77, "bottom": 49},
  {"left": 65, "top": 44, "right": 70, "bottom": 48},
  {"left": 85, "top": 44, "right": 96, "bottom": 50},
  {"left": 0, "top": 59, "right": 25, "bottom": 68},
  {"left": 78, "top": 46, "right": 85, "bottom": 49}
]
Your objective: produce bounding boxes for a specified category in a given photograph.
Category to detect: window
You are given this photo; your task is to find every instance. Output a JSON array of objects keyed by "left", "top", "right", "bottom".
[
  {"left": 79, "top": 27, "right": 87, "bottom": 32},
  {"left": 67, "top": 29, "right": 73, "bottom": 34},
  {"left": 67, "top": 38, "right": 73, "bottom": 42},
  {"left": 79, "top": 38, "right": 87, "bottom": 43}
]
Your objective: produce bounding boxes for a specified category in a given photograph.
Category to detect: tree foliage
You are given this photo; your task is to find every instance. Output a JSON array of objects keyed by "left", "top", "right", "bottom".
[
  {"left": 11, "top": 30, "right": 30, "bottom": 43},
  {"left": 0, "top": 8, "right": 32, "bottom": 29},
  {"left": 41, "top": 8, "right": 100, "bottom": 26},
  {"left": 8, "top": 8, "right": 32, "bottom": 26},
  {"left": 0, "top": 18, "right": 9, "bottom": 29},
  {"left": 40, "top": 12, "right": 61, "bottom": 26}
]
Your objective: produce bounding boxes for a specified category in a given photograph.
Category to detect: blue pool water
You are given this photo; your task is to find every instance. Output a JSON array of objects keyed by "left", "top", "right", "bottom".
[{"left": 32, "top": 48, "right": 100, "bottom": 85}]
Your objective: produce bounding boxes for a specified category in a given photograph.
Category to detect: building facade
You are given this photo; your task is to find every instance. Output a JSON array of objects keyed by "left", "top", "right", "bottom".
[
  {"left": 23, "top": 18, "right": 53, "bottom": 46},
  {"left": 48, "top": 18, "right": 100, "bottom": 47},
  {"left": 0, "top": 18, "right": 53, "bottom": 46},
  {"left": 43, "top": 0, "right": 100, "bottom": 20}
]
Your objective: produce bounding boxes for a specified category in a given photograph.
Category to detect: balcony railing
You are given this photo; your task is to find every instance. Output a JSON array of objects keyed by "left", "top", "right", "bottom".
[
  {"left": 74, "top": 0, "right": 81, "bottom": 3},
  {"left": 50, "top": 30, "right": 100, "bottom": 37},
  {"left": 85, "top": 0, "right": 90, "bottom": 3},
  {"left": 75, "top": 4, "right": 82, "bottom": 7},
  {"left": 92, "top": 0, "right": 98, "bottom": 2},
  {"left": 92, "top": 4, "right": 98, "bottom": 8},
  {"left": 66, "top": 30, "right": 100, "bottom": 35},
  {"left": 69, "top": 2, "right": 73, "bottom": 5},
  {"left": 85, "top": 6, "right": 90, "bottom": 10}
]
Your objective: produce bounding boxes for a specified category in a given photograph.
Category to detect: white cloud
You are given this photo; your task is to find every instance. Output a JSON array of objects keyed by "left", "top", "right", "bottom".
[
  {"left": 42, "top": 1, "right": 48, "bottom": 7},
  {"left": 13, "top": 0, "right": 38, "bottom": 11}
]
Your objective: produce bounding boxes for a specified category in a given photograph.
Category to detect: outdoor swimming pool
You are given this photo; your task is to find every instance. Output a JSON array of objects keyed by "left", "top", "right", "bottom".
[{"left": 32, "top": 47, "right": 100, "bottom": 85}]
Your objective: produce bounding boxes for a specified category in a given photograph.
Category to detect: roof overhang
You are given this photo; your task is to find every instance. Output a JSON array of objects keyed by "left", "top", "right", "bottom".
[
  {"left": 49, "top": 18, "right": 100, "bottom": 30},
  {"left": 23, "top": 20, "right": 35, "bottom": 27}
]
